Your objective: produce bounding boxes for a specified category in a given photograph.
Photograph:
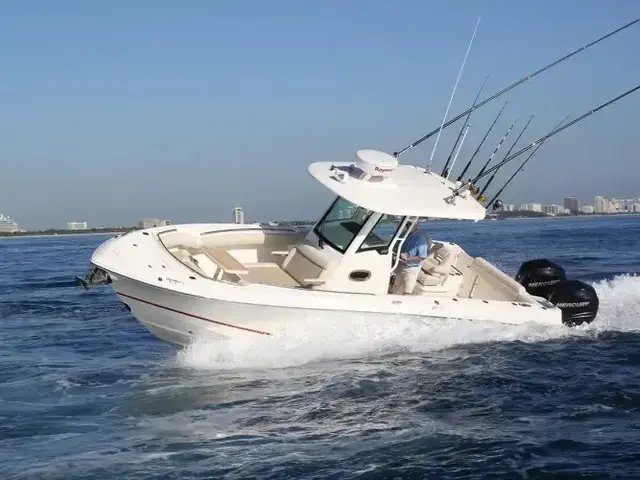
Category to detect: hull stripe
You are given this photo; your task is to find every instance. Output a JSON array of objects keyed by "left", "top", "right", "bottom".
[{"left": 116, "top": 291, "right": 272, "bottom": 336}]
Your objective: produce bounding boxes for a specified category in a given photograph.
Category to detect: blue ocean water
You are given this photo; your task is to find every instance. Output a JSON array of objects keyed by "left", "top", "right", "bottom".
[{"left": 1, "top": 216, "right": 639, "bottom": 479}]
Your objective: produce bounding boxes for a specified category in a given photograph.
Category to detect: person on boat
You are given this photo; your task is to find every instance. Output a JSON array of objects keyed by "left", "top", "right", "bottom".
[{"left": 392, "top": 222, "right": 429, "bottom": 295}]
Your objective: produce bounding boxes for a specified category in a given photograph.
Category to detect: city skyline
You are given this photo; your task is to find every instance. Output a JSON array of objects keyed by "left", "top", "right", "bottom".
[
  {"left": 503, "top": 194, "right": 640, "bottom": 215},
  {"left": 3, "top": 191, "right": 640, "bottom": 233},
  {"left": 1, "top": 2, "right": 639, "bottom": 230}
]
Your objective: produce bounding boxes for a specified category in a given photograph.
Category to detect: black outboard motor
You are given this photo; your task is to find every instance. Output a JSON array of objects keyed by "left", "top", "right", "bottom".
[
  {"left": 515, "top": 258, "right": 567, "bottom": 299},
  {"left": 548, "top": 279, "right": 599, "bottom": 327},
  {"left": 515, "top": 258, "right": 599, "bottom": 327}
]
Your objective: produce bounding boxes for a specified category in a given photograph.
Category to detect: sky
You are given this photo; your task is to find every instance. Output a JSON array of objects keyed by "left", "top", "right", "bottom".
[{"left": 1, "top": 0, "right": 639, "bottom": 229}]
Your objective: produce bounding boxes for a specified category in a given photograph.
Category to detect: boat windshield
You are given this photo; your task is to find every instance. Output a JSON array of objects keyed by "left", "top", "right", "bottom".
[{"left": 314, "top": 197, "right": 373, "bottom": 253}]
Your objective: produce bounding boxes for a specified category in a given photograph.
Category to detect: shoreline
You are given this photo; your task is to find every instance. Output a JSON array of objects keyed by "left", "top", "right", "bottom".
[
  {"left": 0, "top": 231, "right": 127, "bottom": 240},
  {"left": 1, "top": 213, "right": 637, "bottom": 240},
  {"left": 490, "top": 212, "right": 640, "bottom": 221}
]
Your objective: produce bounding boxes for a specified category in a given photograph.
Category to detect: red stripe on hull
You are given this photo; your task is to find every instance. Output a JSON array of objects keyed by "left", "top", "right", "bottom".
[{"left": 116, "top": 291, "right": 272, "bottom": 336}]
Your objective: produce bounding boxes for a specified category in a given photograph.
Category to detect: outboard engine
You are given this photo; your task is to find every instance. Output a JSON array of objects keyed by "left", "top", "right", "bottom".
[
  {"left": 515, "top": 258, "right": 600, "bottom": 327},
  {"left": 547, "top": 279, "right": 599, "bottom": 326},
  {"left": 515, "top": 258, "right": 566, "bottom": 299}
]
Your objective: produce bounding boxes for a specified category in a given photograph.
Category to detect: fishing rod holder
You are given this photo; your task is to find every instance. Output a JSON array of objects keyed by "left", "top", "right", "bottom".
[{"left": 444, "top": 182, "right": 473, "bottom": 204}]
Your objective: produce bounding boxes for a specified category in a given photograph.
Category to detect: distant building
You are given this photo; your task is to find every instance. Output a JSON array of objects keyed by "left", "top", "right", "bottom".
[
  {"left": 581, "top": 205, "right": 594, "bottom": 214},
  {"left": 594, "top": 196, "right": 607, "bottom": 213},
  {"left": 563, "top": 196, "right": 580, "bottom": 214},
  {"left": 632, "top": 203, "right": 640, "bottom": 213},
  {"left": 0, "top": 213, "right": 24, "bottom": 233},
  {"left": 233, "top": 207, "right": 245, "bottom": 224},
  {"left": 138, "top": 218, "right": 171, "bottom": 229},
  {"left": 503, "top": 204, "right": 515, "bottom": 212},
  {"left": 542, "top": 204, "right": 560, "bottom": 215},
  {"left": 68, "top": 221, "right": 88, "bottom": 230},
  {"left": 519, "top": 203, "right": 542, "bottom": 212}
]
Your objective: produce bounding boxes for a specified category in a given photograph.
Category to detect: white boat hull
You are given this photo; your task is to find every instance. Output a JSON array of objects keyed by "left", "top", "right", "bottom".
[
  {"left": 105, "top": 275, "right": 559, "bottom": 348},
  {"left": 111, "top": 274, "right": 325, "bottom": 345},
  {"left": 84, "top": 224, "right": 590, "bottom": 349}
]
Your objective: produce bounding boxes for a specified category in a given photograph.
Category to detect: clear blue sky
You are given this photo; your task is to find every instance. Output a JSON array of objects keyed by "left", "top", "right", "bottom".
[{"left": 1, "top": 0, "right": 639, "bottom": 229}]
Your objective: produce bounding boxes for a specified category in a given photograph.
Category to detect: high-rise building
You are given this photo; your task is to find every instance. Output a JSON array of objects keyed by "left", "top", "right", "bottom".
[
  {"left": 233, "top": 207, "right": 245, "bottom": 224},
  {"left": 563, "top": 196, "right": 580, "bottom": 213},
  {"left": 594, "top": 196, "right": 607, "bottom": 213},
  {"left": 542, "top": 204, "right": 560, "bottom": 215},
  {"left": 610, "top": 198, "right": 623, "bottom": 212},
  {"left": 68, "top": 221, "right": 88, "bottom": 230}
]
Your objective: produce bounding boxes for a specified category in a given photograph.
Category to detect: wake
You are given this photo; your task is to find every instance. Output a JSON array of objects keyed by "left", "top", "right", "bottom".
[{"left": 175, "top": 274, "right": 640, "bottom": 371}]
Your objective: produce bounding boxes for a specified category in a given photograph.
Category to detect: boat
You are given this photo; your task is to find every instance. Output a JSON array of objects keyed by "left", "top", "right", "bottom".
[
  {"left": 80, "top": 150, "right": 600, "bottom": 346},
  {"left": 78, "top": 18, "right": 640, "bottom": 346}
]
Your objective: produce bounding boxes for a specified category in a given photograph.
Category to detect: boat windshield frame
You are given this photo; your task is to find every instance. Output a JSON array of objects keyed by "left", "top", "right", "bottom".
[{"left": 313, "top": 197, "right": 374, "bottom": 254}]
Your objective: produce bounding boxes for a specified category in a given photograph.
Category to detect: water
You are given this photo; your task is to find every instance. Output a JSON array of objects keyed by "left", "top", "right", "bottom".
[{"left": 1, "top": 216, "right": 639, "bottom": 479}]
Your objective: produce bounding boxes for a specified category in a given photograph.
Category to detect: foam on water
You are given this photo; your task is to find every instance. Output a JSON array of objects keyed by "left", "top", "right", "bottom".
[
  {"left": 589, "top": 273, "right": 640, "bottom": 332},
  {"left": 175, "top": 274, "right": 640, "bottom": 371}
]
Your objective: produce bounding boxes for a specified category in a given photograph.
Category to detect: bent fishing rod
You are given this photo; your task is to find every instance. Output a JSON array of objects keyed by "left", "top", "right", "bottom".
[
  {"left": 393, "top": 17, "right": 640, "bottom": 159},
  {"left": 446, "top": 83, "right": 640, "bottom": 203},
  {"left": 476, "top": 114, "right": 535, "bottom": 199},
  {"left": 456, "top": 101, "right": 507, "bottom": 181},
  {"left": 441, "top": 74, "right": 489, "bottom": 177},
  {"left": 485, "top": 115, "right": 570, "bottom": 208}
]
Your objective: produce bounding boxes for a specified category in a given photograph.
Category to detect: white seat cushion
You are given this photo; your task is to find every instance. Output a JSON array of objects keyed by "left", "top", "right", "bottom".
[
  {"left": 418, "top": 243, "right": 460, "bottom": 286},
  {"left": 283, "top": 244, "right": 336, "bottom": 287}
]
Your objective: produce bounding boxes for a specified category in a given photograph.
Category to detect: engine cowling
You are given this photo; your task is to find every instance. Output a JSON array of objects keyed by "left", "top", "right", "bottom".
[
  {"left": 547, "top": 279, "right": 599, "bottom": 327},
  {"left": 515, "top": 258, "right": 567, "bottom": 299}
]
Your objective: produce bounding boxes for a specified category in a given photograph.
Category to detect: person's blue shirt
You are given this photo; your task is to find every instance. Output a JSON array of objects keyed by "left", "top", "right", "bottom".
[{"left": 400, "top": 230, "right": 429, "bottom": 267}]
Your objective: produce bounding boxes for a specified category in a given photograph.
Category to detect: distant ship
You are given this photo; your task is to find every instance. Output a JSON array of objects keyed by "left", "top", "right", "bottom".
[{"left": 0, "top": 213, "right": 23, "bottom": 233}]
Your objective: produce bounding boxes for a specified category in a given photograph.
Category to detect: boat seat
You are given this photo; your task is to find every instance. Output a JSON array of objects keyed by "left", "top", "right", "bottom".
[
  {"left": 467, "top": 257, "right": 531, "bottom": 302},
  {"left": 189, "top": 253, "right": 220, "bottom": 278},
  {"left": 201, "top": 247, "right": 249, "bottom": 275},
  {"left": 417, "top": 242, "right": 460, "bottom": 288},
  {"left": 282, "top": 244, "right": 336, "bottom": 288},
  {"left": 243, "top": 263, "right": 300, "bottom": 287}
]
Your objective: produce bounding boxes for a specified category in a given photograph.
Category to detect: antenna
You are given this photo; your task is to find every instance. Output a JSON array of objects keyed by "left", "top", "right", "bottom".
[{"left": 426, "top": 16, "right": 481, "bottom": 171}]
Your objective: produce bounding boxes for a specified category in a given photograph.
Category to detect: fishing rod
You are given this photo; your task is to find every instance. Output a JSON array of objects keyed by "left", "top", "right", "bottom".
[
  {"left": 445, "top": 123, "right": 471, "bottom": 179},
  {"left": 474, "top": 119, "right": 517, "bottom": 179},
  {"left": 476, "top": 114, "right": 535, "bottom": 199},
  {"left": 393, "top": 17, "right": 640, "bottom": 158},
  {"left": 486, "top": 115, "right": 571, "bottom": 208},
  {"left": 426, "top": 16, "right": 481, "bottom": 171},
  {"left": 446, "top": 84, "right": 640, "bottom": 203},
  {"left": 441, "top": 74, "right": 489, "bottom": 177},
  {"left": 456, "top": 101, "right": 507, "bottom": 181}
]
